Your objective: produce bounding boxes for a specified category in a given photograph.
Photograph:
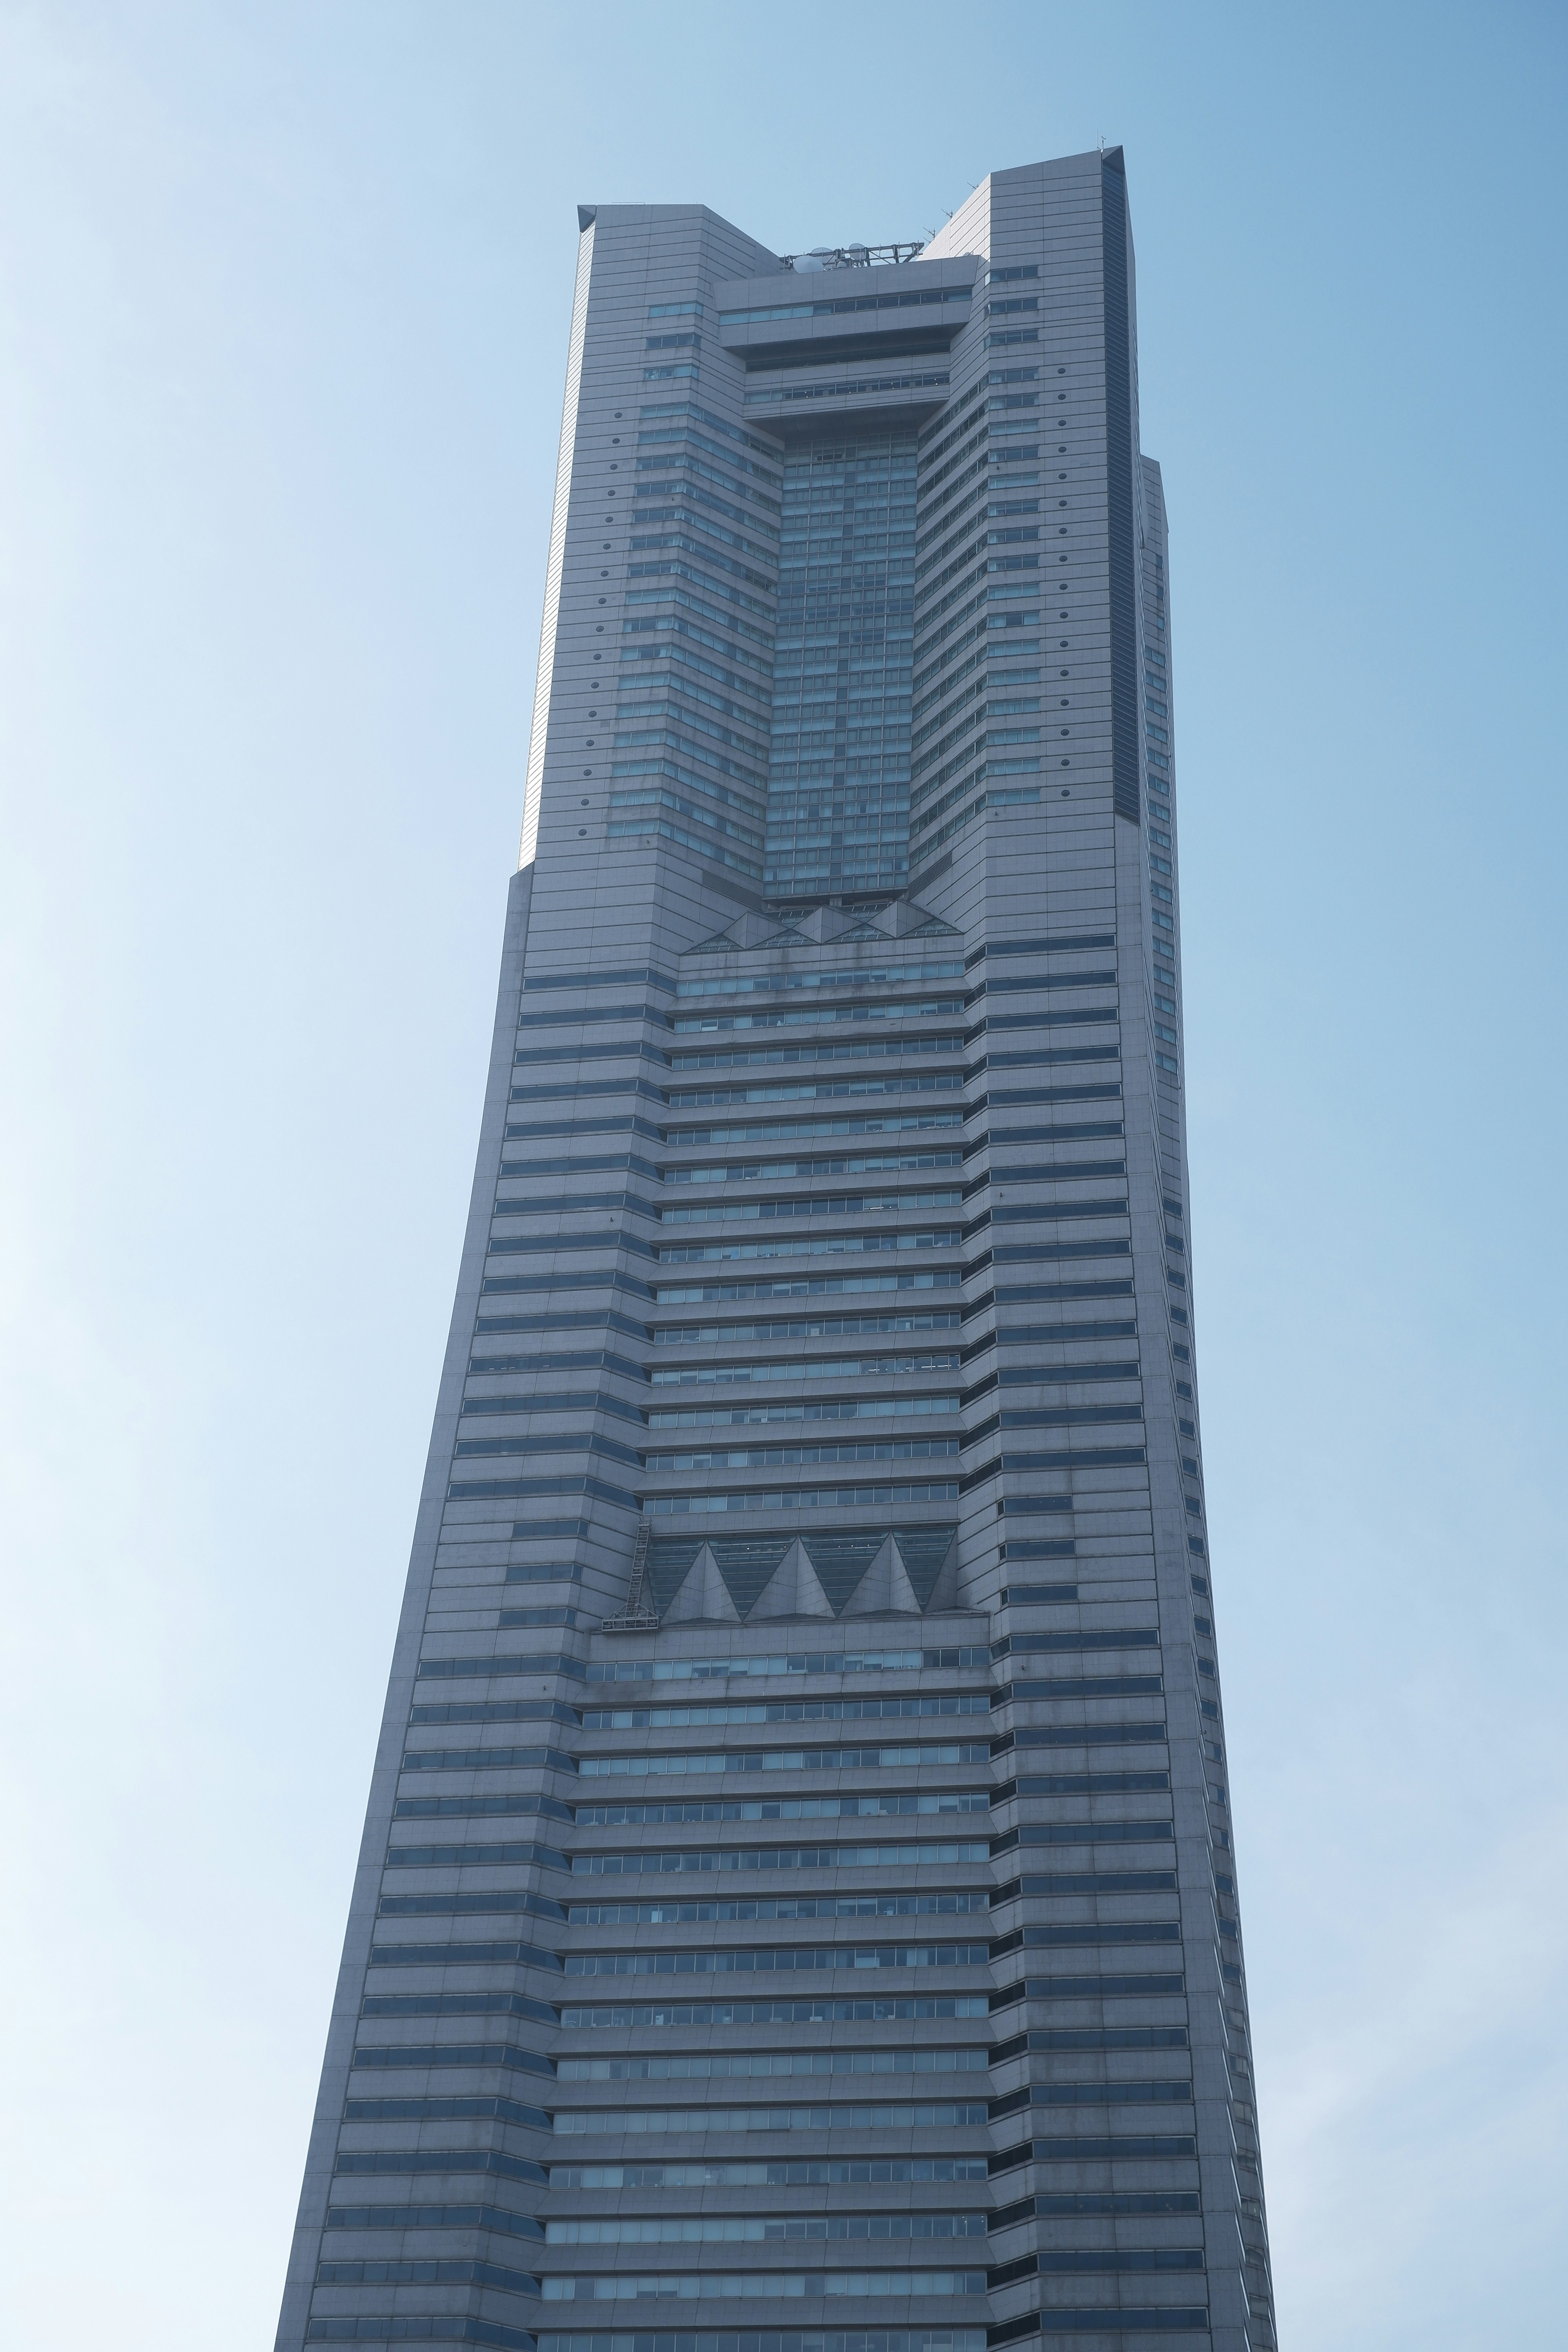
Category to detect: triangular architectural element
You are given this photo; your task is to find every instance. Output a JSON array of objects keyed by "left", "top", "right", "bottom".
[
  {"left": 747, "top": 1542, "right": 835, "bottom": 1620},
  {"left": 709, "top": 1537, "right": 794, "bottom": 1619},
  {"left": 646, "top": 1538, "right": 704, "bottom": 1615},
  {"left": 660, "top": 1544, "right": 742, "bottom": 1625},
  {"left": 837, "top": 1533, "right": 900, "bottom": 1616},
  {"left": 801, "top": 1531, "right": 888, "bottom": 1615},
  {"left": 886, "top": 897, "right": 962, "bottom": 938},
  {"left": 893, "top": 1525, "right": 958, "bottom": 1610}
]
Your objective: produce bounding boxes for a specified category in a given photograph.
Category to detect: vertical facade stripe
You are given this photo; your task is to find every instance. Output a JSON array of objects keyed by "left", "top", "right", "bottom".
[{"left": 1101, "top": 161, "right": 1140, "bottom": 828}]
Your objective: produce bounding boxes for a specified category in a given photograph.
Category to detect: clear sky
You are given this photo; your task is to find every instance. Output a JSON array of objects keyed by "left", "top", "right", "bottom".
[{"left": 0, "top": 4, "right": 1564, "bottom": 2345}]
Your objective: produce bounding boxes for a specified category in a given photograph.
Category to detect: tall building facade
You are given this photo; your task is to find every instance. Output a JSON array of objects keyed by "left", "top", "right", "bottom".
[{"left": 277, "top": 149, "right": 1276, "bottom": 2352}]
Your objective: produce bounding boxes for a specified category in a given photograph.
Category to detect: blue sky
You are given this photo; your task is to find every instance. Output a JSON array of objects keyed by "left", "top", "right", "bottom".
[{"left": 0, "top": 4, "right": 1564, "bottom": 2345}]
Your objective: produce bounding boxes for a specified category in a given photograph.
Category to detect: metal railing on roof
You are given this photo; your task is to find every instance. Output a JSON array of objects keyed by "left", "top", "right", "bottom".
[{"left": 781, "top": 242, "right": 926, "bottom": 272}]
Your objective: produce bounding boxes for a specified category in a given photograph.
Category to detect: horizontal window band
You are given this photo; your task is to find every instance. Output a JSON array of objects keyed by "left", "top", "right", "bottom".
[
  {"left": 653, "top": 1236, "right": 963, "bottom": 1270},
  {"left": 333, "top": 2147, "right": 548, "bottom": 2184},
  {"left": 720, "top": 289, "right": 973, "bottom": 326},
  {"left": 1010, "top": 1922, "right": 1183, "bottom": 1948},
  {"left": 541, "top": 2268, "right": 989, "bottom": 2300},
  {"left": 748, "top": 370, "right": 950, "bottom": 406},
  {"left": 485, "top": 1231, "right": 655, "bottom": 1260},
  {"left": 989, "top": 2139, "right": 1196, "bottom": 2180},
  {"left": 986, "top": 2309, "right": 1209, "bottom": 2339},
  {"left": 993, "top": 1676, "right": 1162, "bottom": 1702},
  {"left": 979, "top": 1046, "right": 1121, "bottom": 1071},
  {"left": 646, "top": 1483, "right": 962, "bottom": 1515},
  {"left": 570, "top": 1842, "right": 990, "bottom": 1875},
  {"left": 991, "top": 1281, "right": 1135, "bottom": 1306},
  {"left": 653, "top": 1276, "right": 963, "bottom": 1305},
  {"left": 307, "top": 2312, "right": 536, "bottom": 2347},
  {"left": 445, "top": 1478, "right": 639, "bottom": 1510},
  {"left": 510, "top": 1078, "right": 666, "bottom": 1105},
  {"left": 454, "top": 1433, "right": 642, "bottom": 1466},
  {"left": 976, "top": 934, "right": 1119, "bottom": 962},
  {"left": 669, "top": 1053, "right": 962, "bottom": 1086},
  {"left": 989, "top": 1976, "right": 1186, "bottom": 2011},
  {"left": 666, "top": 1077, "right": 965, "bottom": 1109},
  {"left": 503, "top": 1117, "right": 662, "bottom": 1142},
  {"left": 988, "top": 2082, "right": 1194, "bottom": 2122},
  {"left": 573, "top": 1745, "right": 991, "bottom": 1780},
  {"left": 325, "top": 2200, "right": 544, "bottom": 2236},
  {"left": 738, "top": 326, "right": 961, "bottom": 372},
  {"left": 393, "top": 1797, "right": 572, "bottom": 1826},
  {"left": 340, "top": 2090, "right": 552, "bottom": 2144},
  {"left": 1007, "top": 1868, "right": 1176, "bottom": 1895},
  {"left": 987, "top": 1241, "right": 1131, "bottom": 1265},
  {"left": 514, "top": 1040, "right": 668, "bottom": 1066},
  {"left": 959, "top": 1447, "right": 1146, "bottom": 1494},
  {"left": 480, "top": 1273, "right": 655, "bottom": 1300},
  {"left": 969, "top": 1086, "right": 1123, "bottom": 1112},
  {"left": 378, "top": 1893, "right": 568, "bottom": 1921},
  {"left": 569, "top": 1894, "right": 990, "bottom": 1928},
  {"left": 645, "top": 1440, "right": 961, "bottom": 1473},
  {"left": 995, "top": 1632, "right": 1157, "bottom": 1658},
  {"left": 540, "top": 2331, "right": 984, "bottom": 2352},
  {"left": 350, "top": 2042, "right": 555, "bottom": 2077},
  {"left": 369, "top": 1940, "right": 564, "bottom": 1971},
  {"left": 585, "top": 1648, "right": 983, "bottom": 1685},
  {"left": 1003, "top": 1724, "right": 1169, "bottom": 1750},
  {"left": 564, "top": 1944, "right": 992, "bottom": 1976},
  {"left": 522, "top": 967, "right": 677, "bottom": 995},
  {"left": 557, "top": 2049, "right": 987, "bottom": 2081},
  {"left": 545, "top": 2210, "right": 990, "bottom": 2241},
  {"left": 552, "top": 2100, "right": 991, "bottom": 2135},
  {"left": 577, "top": 1699, "right": 989, "bottom": 1731},
  {"left": 506, "top": 1519, "right": 601, "bottom": 1541},
  {"left": 982, "top": 1445, "right": 1149, "bottom": 1476}
]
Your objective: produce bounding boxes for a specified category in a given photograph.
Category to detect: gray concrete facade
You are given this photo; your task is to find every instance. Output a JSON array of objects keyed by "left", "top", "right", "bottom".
[{"left": 276, "top": 147, "right": 1276, "bottom": 2352}]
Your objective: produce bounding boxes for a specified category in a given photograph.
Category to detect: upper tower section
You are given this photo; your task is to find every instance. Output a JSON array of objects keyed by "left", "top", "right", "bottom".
[
  {"left": 519, "top": 148, "right": 1154, "bottom": 940},
  {"left": 518, "top": 202, "right": 783, "bottom": 872},
  {"left": 922, "top": 150, "right": 1145, "bottom": 829}
]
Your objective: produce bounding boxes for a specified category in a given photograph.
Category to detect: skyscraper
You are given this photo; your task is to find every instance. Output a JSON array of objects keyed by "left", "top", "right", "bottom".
[{"left": 277, "top": 148, "right": 1276, "bottom": 2352}]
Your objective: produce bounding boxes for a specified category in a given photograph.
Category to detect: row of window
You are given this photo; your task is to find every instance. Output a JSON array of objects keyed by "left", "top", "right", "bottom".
[
  {"left": 550, "top": 2158, "right": 988, "bottom": 2185},
  {"left": 571, "top": 1794, "right": 991, "bottom": 1824},
  {"left": 542, "top": 2214, "right": 987, "bottom": 2243},
  {"left": 552, "top": 2105, "right": 989, "bottom": 2137},
  {"left": 579, "top": 1697, "right": 991, "bottom": 1729},
  {"left": 397, "top": 1754, "right": 1166, "bottom": 1796},
  {"left": 539, "top": 2271, "right": 988, "bottom": 2300},
  {"left": 555, "top": 2049, "right": 987, "bottom": 2081},
  {"left": 568, "top": 1840, "right": 992, "bottom": 1874},
  {"left": 583, "top": 1648, "right": 986, "bottom": 1683},
  {"left": 563, "top": 1894, "right": 990, "bottom": 1928},
  {"left": 559, "top": 1998, "right": 989, "bottom": 2027},
  {"left": 561, "top": 1940, "right": 991, "bottom": 1976}
]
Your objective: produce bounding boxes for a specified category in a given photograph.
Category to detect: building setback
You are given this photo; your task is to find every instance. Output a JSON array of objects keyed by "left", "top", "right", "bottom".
[{"left": 276, "top": 148, "right": 1277, "bottom": 2352}]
